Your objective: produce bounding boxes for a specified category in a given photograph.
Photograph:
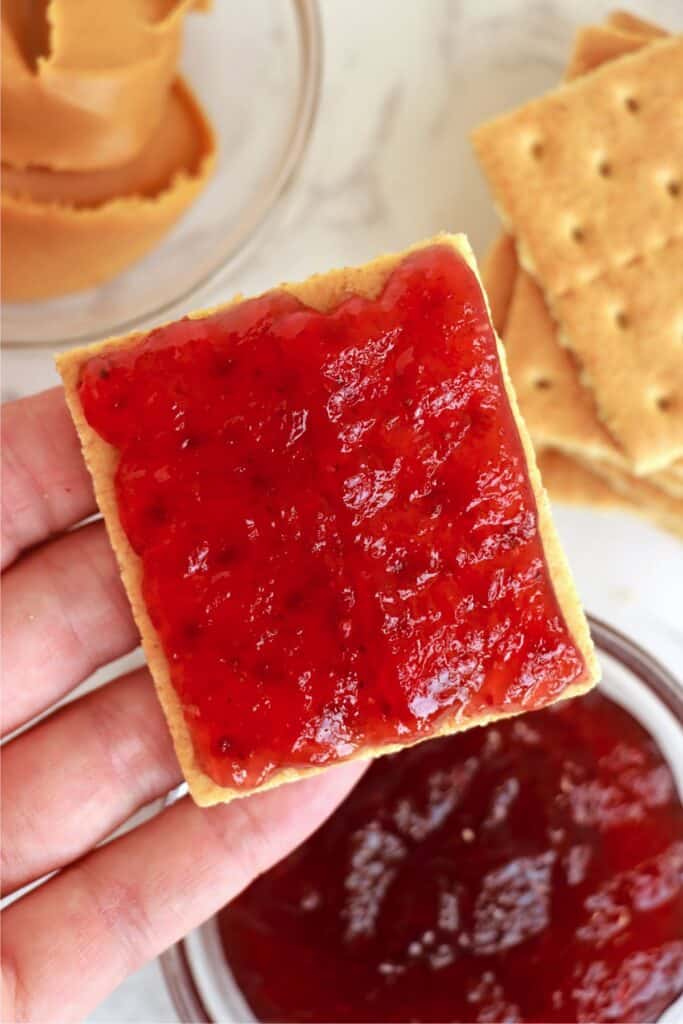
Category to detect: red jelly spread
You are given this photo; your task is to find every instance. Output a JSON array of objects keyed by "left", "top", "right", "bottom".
[
  {"left": 219, "top": 690, "right": 683, "bottom": 1023},
  {"left": 79, "top": 245, "right": 588, "bottom": 788}
]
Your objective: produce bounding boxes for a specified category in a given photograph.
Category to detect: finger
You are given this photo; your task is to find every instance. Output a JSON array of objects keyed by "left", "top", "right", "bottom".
[
  {"left": 3, "top": 761, "right": 366, "bottom": 1024},
  {"left": 1, "top": 521, "right": 138, "bottom": 736},
  {"left": 1, "top": 388, "right": 96, "bottom": 571},
  {"left": 2, "top": 667, "right": 181, "bottom": 896}
]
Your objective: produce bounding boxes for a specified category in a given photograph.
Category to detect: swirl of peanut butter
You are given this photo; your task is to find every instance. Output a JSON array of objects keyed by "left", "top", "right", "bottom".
[
  {"left": 2, "top": 77, "right": 216, "bottom": 301},
  {"left": 2, "top": 0, "right": 216, "bottom": 301},
  {"left": 2, "top": 0, "right": 201, "bottom": 171}
]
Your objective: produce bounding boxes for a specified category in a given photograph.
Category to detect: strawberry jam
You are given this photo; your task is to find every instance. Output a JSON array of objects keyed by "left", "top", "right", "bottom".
[
  {"left": 219, "top": 690, "right": 683, "bottom": 1023},
  {"left": 78, "top": 245, "right": 588, "bottom": 788}
]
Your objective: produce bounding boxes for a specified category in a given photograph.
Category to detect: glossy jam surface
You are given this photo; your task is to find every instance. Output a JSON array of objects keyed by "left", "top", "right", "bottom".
[
  {"left": 79, "top": 246, "right": 587, "bottom": 788},
  {"left": 220, "top": 691, "right": 683, "bottom": 1023}
]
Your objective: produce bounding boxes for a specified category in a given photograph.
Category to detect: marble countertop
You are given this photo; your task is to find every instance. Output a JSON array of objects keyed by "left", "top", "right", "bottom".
[{"left": 3, "top": 1, "right": 682, "bottom": 1020}]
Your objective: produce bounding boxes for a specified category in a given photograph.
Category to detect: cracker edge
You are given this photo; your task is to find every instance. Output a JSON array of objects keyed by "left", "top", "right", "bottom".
[{"left": 56, "top": 232, "right": 599, "bottom": 807}]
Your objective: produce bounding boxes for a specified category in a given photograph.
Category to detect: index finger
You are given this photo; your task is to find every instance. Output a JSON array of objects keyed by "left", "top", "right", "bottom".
[{"left": 2, "top": 388, "right": 96, "bottom": 570}]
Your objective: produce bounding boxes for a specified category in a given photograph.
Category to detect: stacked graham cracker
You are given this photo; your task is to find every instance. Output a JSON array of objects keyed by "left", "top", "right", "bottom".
[{"left": 473, "top": 12, "right": 683, "bottom": 539}]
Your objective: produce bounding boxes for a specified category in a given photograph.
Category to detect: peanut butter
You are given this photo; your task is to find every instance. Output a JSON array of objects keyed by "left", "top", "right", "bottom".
[{"left": 2, "top": 0, "right": 216, "bottom": 301}]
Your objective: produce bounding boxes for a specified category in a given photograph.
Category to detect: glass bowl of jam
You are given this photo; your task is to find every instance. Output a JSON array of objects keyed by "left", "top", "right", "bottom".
[
  {"left": 3, "top": 0, "right": 321, "bottom": 349},
  {"left": 160, "top": 616, "right": 683, "bottom": 1024}
]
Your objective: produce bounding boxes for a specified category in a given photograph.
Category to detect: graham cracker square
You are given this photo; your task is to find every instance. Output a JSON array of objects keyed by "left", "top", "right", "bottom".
[
  {"left": 57, "top": 234, "right": 599, "bottom": 805},
  {"left": 480, "top": 17, "right": 683, "bottom": 511},
  {"left": 573, "top": 453, "right": 683, "bottom": 538},
  {"left": 606, "top": 11, "right": 668, "bottom": 39},
  {"left": 479, "top": 232, "right": 518, "bottom": 337},
  {"left": 503, "top": 267, "right": 616, "bottom": 463},
  {"left": 474, "top": 32, "right": 683, "bottom": 474},
  {"left": 496, "top": 244, "right": 683, "bottom": 497},
  {"left": 552, "top": 235, "right": 683, "bottom": 473},
  {"left": 538, "top": 448, "right": 683, "bottom": 538},
  {"left": 473, "top": 36, "right": 683, "bottom": 297},
  {"left": 537, "top": 448, "right": 632, "bottom": 510},
  {"left": 565, "top": 23, "right": 663, "bottom": 78}
]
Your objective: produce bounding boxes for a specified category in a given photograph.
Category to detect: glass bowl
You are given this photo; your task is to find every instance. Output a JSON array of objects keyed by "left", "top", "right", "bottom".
[
  {"left": 2, "top": 0, "right": 321, "bottom": 349},
  {"left": 158, "top": 616, "right": 683, "bottom": 1023}
]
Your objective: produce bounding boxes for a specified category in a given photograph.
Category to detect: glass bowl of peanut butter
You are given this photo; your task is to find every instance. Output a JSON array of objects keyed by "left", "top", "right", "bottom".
[{"left": 2, "top": 0, "right": 321, "bottom": 348}]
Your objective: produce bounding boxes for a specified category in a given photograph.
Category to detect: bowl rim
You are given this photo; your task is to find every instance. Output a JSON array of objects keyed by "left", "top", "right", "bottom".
[
  {"left": 158, "top": 613, "right": 683, "bottom": 1023},
  {"left": 2, "top": 0, "right": 323, "bottom": 350}
]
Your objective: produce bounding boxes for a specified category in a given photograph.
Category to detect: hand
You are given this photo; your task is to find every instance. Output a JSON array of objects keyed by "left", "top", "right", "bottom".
[{"left": 1, "top": 388, "right": 365, "bottom": 1023}]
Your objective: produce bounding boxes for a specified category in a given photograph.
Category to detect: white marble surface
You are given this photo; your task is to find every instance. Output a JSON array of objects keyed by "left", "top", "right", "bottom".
[{"left": 3, "top": 2, "right": 683, "bottom": 1021}]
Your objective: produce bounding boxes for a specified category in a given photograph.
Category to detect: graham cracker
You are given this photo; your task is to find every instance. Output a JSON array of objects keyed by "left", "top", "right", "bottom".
[
  {"left": 560, "top": 19, "right": 683, "bottom": 486},
  {"left": 606, "top": 11, "right": 669, "bottom": 39},
  {"left": 538, "top": 449, "right": 683, "bottom": 539},
  {"left": 479, "top": 232, "right": 518, "bottom": 336},
  {"left": 57, "top": 233, "right": 598, "bottom": 806},
  {"left": 565, "top": 23, "right": 663, "bottom": 78},
  {"left": 472, "top": 36, "right": 683, "bottom": 297},
  {"left": 552, "top": 235, "right": 683, "bottom": 472},
  {"left": 473, "top": 29, "right": 683, "bottom": 473},
  {"left": 537, "top": 448, "right": 634, "bottom": 510},
  {"left": 499, "top": 239, "right": 683, "bottom": 497},
  {"left": 574, "top": 454, "right": 683, "bottom": 539},
  {"left": 504, "top": 266, "right": 617, "bottom": 463},
  {"left": 655, "top": 468, "right": 683, "bottom": 499},
  {"left": 480, "top": 16, "right": 683, "bottom": 515}
]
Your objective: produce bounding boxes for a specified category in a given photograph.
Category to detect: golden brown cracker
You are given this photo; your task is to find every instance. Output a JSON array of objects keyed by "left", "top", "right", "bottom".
[
  {"left": 502, "top": 252, "right": 683, "bottom": 495},
  {"left": 531, "top": 16, "right": 683, "bottom": 489},
  {"left": 606, "top": 11, "right": 669, "bottom": 39},
  {"left": 575, "top": 455, "right": 683, "bottom": 538},
  {"left": 537, "top": 449, "right": 633, "bottom": 510},
  {"left": 475, "top": 32, "right": 683, "bottom": 471},
  {"left": 483, "top": 19, "right": 651, "bottom": 465},
  {"left": 504, "top": 268, "right": 617, "bottom": 463},
  {"left": 472, "top": 36, "right": 683, "bottom": 297},
  {"left": 57, "top": 234, "right": 599, "bottom": 805},
  {"left": 481, "top": 17, "right": 683, "bottom": 488},
  {"left": 552, "top": 235, "right": 683, "bottom": 473},
  {"left": 655, "top": 467, "right": 683, "bottom": 497},
  {"left": 539, "top": 449, "right": 683, "bottom": 538},
  {"left": 482, "top": 15, "right": 654, "bottom": 319},
  {"left": 481, "top": 233, "right": 518, "bottom": 336},
  {"left": 565, "top": 23, "right": 655, "bottom": 78}
]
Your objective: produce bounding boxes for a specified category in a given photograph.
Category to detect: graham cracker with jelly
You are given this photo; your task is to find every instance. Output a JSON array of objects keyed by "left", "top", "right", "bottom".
[
  {"left": 473, "top": 34, "right": 683, "bottom": 473},
  {"left": 58, "top": 234, "right": 599, "bottom": 805}
]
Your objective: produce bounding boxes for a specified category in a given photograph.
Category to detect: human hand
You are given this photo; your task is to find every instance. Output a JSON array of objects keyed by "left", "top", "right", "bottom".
[{"left": 1, "top": 388, "right": 365, "bottom": 1023}]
